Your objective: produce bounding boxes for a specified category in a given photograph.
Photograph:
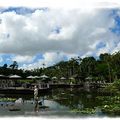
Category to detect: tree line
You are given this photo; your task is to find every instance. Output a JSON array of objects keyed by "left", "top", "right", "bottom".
[{"left": 0, "top": 51, "right": 120, "bottom": 83}]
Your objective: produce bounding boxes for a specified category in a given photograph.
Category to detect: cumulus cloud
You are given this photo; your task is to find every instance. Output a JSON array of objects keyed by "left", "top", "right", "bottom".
[
  {"left": 0, "top": 9, "right": 118, "bottom": 55},
  {"left": 0, "top": 57, "right": 3, "bottom": 63},
  {"left": 21, "top": 52, "right": 66, "bottom": 70},
  {"left": 0, "top": 7, "right": 120, "bottom": 69},
  {"left": 1, "top": 0, "right": 120, "bottom": 9},
  {"left": 12, "top": 55, "right": 36, "bottom": 63}
]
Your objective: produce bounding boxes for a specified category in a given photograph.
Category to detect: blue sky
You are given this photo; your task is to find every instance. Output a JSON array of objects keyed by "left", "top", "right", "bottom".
[
  {"left": 0, "top": 4, "right": 120, "bottom": 69},
  {"left": 0, "top": 7, "right": 48, "bottom": 15}
]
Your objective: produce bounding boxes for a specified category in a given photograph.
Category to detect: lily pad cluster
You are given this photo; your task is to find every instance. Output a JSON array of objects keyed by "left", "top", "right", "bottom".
[
  {"left": 101, "top": 104, "right": 120, "bottom": 115},
  {"left": 0, "top": 98, "right": 16, "bottom": 102},
  {"left": 96, "top": 92, "right": 120, "bottom": 115},
  {"left": 71, "top": 108, "right": 96, "bottom": 114}
]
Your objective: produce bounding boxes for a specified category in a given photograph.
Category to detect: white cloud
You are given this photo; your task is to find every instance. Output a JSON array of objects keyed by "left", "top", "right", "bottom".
[
  {"left": 81, "top": 51, "right": 94, "bottom": 58},
  {"left": 0, "top": 6, "right": 120, "bottom": 69},
  {"left": 96, "top": 48, "right": 110, "bottom": 56},
  {"left": 48, "top": 25, "right": 75, "bottom": 41},
  {"left": 21, "top": 52, "right": 66, "bottom": 70},
  {"left": 111, "top": 42, "right": 120, "bottom": 54},
  {"left": 0, "top": 8, "right": 117, "bottom": 56},
  {"left": 0, "top": 57, "right": 3, "bottom": 63},
  {"left": 0, "top": 0, "right": 120, "bottom": 9},
  {"left": 12, "top": 55, "right": 36, "bottom": 63}
]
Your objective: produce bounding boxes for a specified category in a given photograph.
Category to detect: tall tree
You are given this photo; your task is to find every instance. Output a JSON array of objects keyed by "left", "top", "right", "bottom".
[
  {"left": 80, "top": 56, "right": 96, "bottom": 77},
  {"left": 2, "top": 63, "right": 7, "bottom": 69},
  {"left": 99, "top": 53, "right": 112, "bottom": 82},
  {"left": 9, "top": 61, "right": 18, "bottom": 69}
]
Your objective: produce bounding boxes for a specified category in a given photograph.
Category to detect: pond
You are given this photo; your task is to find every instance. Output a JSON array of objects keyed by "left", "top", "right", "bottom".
[{"left": 0, "top": 88, "right": 115, "bottom": 117}]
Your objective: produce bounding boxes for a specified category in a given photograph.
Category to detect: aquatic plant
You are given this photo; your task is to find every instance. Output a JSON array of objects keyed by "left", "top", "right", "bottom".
[
  {"left": 101, "top": 104, "right": 120, "bottom": 115},
  {"left": 96, "top": 94, "right": 120, "bottom": 115},
  {"left": 71, "top": 108, "right": 96, "bottom": 114},
  {"left": 0, "top": 98, "right": 16, "bottom": 102}
]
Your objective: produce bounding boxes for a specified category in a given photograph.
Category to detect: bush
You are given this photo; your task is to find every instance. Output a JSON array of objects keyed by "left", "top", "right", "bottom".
[{"left": 113, "top": 79, "right": 120, "bottom": 90}]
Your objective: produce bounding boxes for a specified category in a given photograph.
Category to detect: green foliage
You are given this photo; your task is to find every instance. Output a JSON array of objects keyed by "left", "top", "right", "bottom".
[
  {"left": 0, "top": 97, "right": 16, "bottom": 102},
  {"left": 2, "top": 64, "right": 7, "bottom": 69},
  {"left": 17, "top": 79, "right": 34, "bottom": 83},
  {"left": 104, "top": 79, "right": 120, "bottom": 93},
  {"left": 113, "top": 79, "right": 120, "bottom": 90},
  {"left": 104, "top": 84, "right": 118, "bottom": 93},
  {"left": 71, "top": 108, "right": 96, "bottom": 114},
  {"left": 0, "top": 51, "right": 120, "bottom": 84},
  {"left": 95, "top": 95, "right": 120, "bottom": 115},
  {"left": 102, "top": 104, "right": 120, "bottom": 115}
]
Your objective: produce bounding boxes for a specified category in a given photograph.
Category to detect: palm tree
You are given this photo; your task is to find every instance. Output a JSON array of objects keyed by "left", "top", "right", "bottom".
[{"left": 9, "top": 61, "right": 18, "bottom": 69}]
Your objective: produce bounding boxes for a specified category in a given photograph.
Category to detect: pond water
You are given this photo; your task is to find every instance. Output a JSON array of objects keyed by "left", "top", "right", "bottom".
[{"left": 0, "top": 88, "right": 113, "bottom": 117}]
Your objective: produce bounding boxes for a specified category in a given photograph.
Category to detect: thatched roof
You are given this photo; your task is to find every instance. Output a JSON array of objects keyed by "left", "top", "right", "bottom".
[
  {"left": 60, "top": 77, "right": 66, "bottom": 80},
  {"left": 9, "top": 75, "right": 21, "bottom": 78},
  {"left": 40, "top": 75, "right": 49, "bottom": 78},
  {"left": 27, "top": 75, "right": 36, "bottom": 79},
  {"left": 52, "top": 76, "right": 57, "bottom": 80},
  {"left": 85, "top": 76, "right": 93, "bottom": 80}
]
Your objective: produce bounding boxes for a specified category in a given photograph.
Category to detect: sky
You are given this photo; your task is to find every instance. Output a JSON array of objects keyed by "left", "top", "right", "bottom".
[{"left": 0, "top": 0, "right": 120, "bottom": 70}]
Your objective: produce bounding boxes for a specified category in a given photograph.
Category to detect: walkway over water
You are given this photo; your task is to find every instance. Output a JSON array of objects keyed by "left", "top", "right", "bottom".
[
  {"left": 50, "top": 82, "right": 112, "bottom": 88},
  {"left": 83, "top": 82, "right": 112, "bottom": 88}
]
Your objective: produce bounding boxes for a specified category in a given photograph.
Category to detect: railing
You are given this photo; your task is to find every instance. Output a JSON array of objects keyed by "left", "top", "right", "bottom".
[
  {"left": 38, "top": 83, "right": 49, "bottom": 89},
  {"left": 85, "top": 82, "right": 112, "bottom": 88}
]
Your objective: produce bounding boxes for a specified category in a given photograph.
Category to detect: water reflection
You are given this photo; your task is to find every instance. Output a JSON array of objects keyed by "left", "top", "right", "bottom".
[
  {"left": 34, "top": 97, "right": 39, "bottom": 112},
  {"left": 0, "top": 88, "right": 112, "bottom": 116}
]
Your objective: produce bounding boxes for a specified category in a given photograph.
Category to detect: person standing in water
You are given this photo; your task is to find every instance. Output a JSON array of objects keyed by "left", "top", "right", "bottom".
[
  {"left": 34, "top": 85, "right": 39, "bottom": 112},
  {"left": 34, "top": 85, "right": 38, "bottom": 100}
]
